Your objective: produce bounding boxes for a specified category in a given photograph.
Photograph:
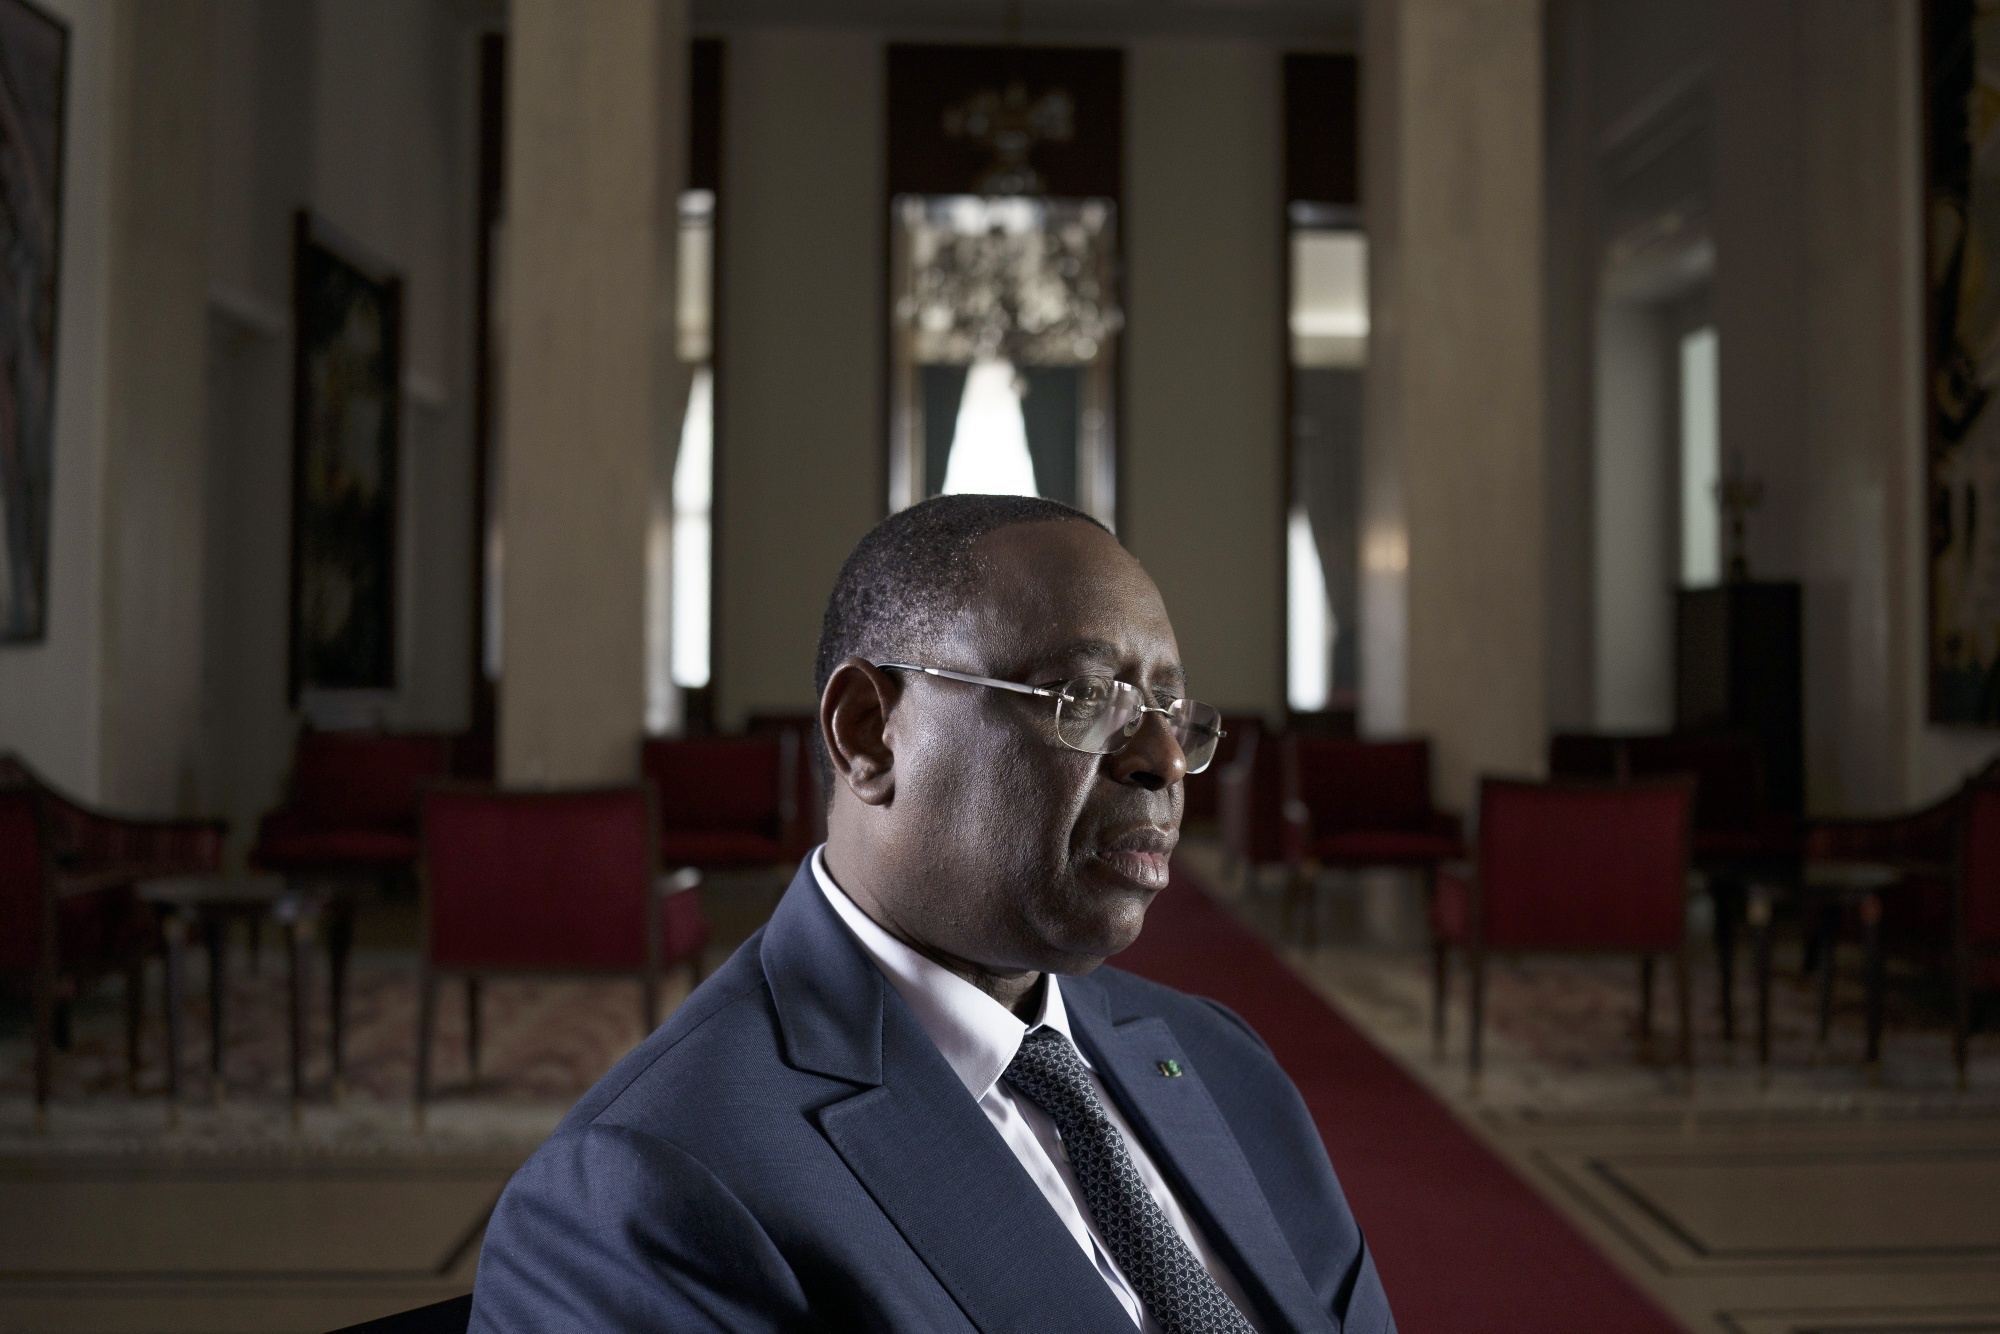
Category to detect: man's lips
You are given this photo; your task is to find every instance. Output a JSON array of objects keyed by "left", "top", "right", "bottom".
[{"left": 1091, "top": 827, "right": 1178, "bottom": 890}]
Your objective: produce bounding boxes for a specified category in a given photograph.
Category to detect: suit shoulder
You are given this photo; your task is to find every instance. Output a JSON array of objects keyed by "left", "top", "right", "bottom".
[
  {"left": 557, "top": 942, "right": 787, "bottom": 1130},
  {"left": 1080, "top": 965, "right": 1274, "bottom": 1059}
]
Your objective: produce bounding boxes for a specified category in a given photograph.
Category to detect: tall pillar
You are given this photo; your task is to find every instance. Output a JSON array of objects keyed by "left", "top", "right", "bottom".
[
  {"left": 499, "top": 0, "right": 685, "bottom": 784},
  {"left": 1362, "top": 0, "right": 1546, "bottom": 808},
  {"left": 101, "top": 0, "right": 212, "bottom": 813}
]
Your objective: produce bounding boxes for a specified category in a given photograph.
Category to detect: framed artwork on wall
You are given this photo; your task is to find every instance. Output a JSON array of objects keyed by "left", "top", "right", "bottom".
[
  {"left": 1928, "top": 0, "right": 2000, "bottom": 724},
  {"left": 0, "top": 0, "right": 66, "bottom": 645},
  {"left": 289, "top": 211, "right": 402, "bottom": 701}
]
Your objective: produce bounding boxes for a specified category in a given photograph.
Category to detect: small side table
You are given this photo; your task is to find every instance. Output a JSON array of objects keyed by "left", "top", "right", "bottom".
[
  {"left": 138, "top": 875, "right": 355, "bottom": 1123},
  {"left": 1749, "top": 860, "right": 1908, "bottom": 1081}
]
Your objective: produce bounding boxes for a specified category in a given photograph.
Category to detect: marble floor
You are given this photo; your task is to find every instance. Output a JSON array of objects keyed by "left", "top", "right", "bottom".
[
  {"left": 6, "top": 857, "right": 1998, "bottom": 1333},
  {"left": 1189, "top": 844, "right": 2000, "bottom": 1334},
  {"left": 0, "top": 872, "right": 788, "bottom": 1334}
]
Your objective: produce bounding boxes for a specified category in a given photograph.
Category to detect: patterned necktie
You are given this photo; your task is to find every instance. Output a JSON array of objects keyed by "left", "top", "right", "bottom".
[{"left": 1004, "top": 1028, "right": 1257, "bottom": 1334}]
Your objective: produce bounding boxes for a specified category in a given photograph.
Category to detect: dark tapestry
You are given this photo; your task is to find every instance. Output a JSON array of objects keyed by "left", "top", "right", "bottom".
[{"left": 290, "top": 214, "right": 401, "bottom": 697}]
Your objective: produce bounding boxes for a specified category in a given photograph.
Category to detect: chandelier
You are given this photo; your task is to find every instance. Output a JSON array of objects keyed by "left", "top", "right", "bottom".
[{"left": 894, "top": 195, "right": 1122, "bottom": 367}]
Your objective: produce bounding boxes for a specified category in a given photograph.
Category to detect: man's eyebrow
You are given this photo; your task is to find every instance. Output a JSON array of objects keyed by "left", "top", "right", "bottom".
[
  {"left": 1050, "top": 639, "right": 1125, "bottom": 666},
  {"left": 1046, "top": 640, "right": 1188, "bottom": 690}
]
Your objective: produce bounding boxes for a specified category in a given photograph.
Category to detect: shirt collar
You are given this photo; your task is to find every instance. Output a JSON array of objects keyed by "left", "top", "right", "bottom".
[{"left": 811, "top": 844, "right": 1081, "bottom": 1101}]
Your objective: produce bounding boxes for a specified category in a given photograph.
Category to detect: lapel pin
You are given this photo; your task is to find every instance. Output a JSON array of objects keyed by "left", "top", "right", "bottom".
[{"left": 1157, "top": 1060, "right": 1183, "bottom": 1078}]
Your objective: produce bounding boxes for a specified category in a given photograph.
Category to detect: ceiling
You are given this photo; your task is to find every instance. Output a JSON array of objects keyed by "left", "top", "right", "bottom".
[{"left": 691, "top": 0, "right": 1358, "bottom": 45}]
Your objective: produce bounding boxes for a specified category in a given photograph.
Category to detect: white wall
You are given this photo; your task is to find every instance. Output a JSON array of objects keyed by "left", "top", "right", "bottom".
[
  {"left": 1547, "top": 0, "right": 1977, "bottom": 815},
  {"left": 1125, "top": 39, "right": 1284, "bottom": 718},
  {"left": 0, "top": 0, "right": 114, "bottom": 801},
  {"left": 309, "top": 0, "right": 477, "bottom": 739},
  {"left": 98, "top": 0, "right": 212, "bottom": 814},
  {"left": 0, "top": 0, "right": 482, "bottom": 833},
  {"left": 713, "top": 29, "right": 1293, "bottom": 725},
  {"left": 1591, "top": 299, "right": 1672, "bottom": 730},
  {"left": 714, "top": 29, "right": 884, "bottom": 726}
]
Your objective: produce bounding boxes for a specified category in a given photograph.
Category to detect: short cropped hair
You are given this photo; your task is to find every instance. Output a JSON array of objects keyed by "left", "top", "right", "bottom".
[{"left": 811, "top": 494, "right": 1108, "bottom": 788}]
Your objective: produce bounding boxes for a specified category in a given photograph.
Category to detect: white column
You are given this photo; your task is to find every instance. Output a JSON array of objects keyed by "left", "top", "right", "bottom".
[
  {"left": 1363, "top": 0, "right": 1546, "bottom": 808},
  {"left": 499, "top": 0, "right": 685, "bottom": 784},
  {"left": 100, "top": 0, "right": 211, "bottom": 813},
  {"left": 1126, "top": 39, "right": 1284, "bottom": 720}
]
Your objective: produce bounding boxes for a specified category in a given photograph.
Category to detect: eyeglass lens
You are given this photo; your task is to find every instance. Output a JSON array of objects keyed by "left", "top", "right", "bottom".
[{"left": 1054, "top": 676, "right": 1224, "bottom": 774}]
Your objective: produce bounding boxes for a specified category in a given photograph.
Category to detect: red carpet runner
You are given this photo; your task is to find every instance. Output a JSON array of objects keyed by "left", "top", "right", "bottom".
[{"left": 1115, "top": 867, "right": 1683, "bottom": 1334}]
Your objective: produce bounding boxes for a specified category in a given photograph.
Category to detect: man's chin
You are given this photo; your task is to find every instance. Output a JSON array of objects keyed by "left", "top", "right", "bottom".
[{"left": 1044, "top": 889, "right": 1155, "bottom": 970}]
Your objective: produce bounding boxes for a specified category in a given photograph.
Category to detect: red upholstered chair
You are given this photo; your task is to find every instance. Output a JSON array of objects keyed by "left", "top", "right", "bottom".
[
  {"left": 1432, "top": 777, "right": 1695, "bottom": 1082},
  {"left": 641, "top": 733, "right": 808, "bottom": 872},
  {"left": 1217, "top": 724, "right": 1285, "bottom": 888},
  {"left": 1281, "top": 737, "right": 1464, "bottom": 942},
  {"left": 1549, "top": 731, "right": 1801, "bottom": 1039},
  {"left": 1549, "top": 731, "right": 1795, "bottom": 863},
  {"left": 747, "top": 714, "right": 827, "bottom": 851},
  {"left": 415, "top": 785, "right": 710, "bottom": 1113},
  {"left": 0, "top": 755, "right": 225, "bottom": 1120},
  {"left": 252, "top": 731, "right": 453, "bottom": 880}
]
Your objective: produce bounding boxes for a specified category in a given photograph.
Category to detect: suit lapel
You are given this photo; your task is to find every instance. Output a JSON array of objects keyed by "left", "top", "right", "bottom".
[
  {"left": 1068, "top": 987, "right": 1339, "bottom": 1334},
  {"left": 818, "top": 1001, "right": 1135, "bottom": 1334},
  {"left": 762, "top": 863, "right": 1132, "bottom": 1334}
]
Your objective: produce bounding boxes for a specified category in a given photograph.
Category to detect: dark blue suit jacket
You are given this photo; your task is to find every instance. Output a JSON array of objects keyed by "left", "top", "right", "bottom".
[{"left": 470, "top": 860, "right": 1395, "bottom": 1333}]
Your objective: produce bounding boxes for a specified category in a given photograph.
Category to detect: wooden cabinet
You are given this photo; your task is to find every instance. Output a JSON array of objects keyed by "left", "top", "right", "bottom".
[{"left": 1675, "top": 582, "right": 1803, "bottom": 815}]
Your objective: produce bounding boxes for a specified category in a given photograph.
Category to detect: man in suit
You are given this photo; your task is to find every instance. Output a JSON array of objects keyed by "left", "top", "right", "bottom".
[{"left": 471, "top": 495, "right": 1394, "bottom": 1333}]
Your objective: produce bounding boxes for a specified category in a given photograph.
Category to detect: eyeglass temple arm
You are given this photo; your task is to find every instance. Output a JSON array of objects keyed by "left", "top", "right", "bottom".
[{"left": 873, "top": 663, "right": 1065, "bottom": 700}]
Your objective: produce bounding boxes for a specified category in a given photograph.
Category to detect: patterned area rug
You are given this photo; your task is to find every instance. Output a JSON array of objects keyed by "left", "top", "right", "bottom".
[
  {"left": 0, "top": 950, "right": 697, "bottom": 1153},
  {"left": 1208, "top": 855, "right": 2000, "bottom": 1107}
]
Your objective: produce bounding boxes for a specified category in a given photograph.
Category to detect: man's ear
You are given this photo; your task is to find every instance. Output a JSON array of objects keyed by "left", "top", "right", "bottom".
[{"left": 820, "top": 657, "right": 898, "bottom": 807}]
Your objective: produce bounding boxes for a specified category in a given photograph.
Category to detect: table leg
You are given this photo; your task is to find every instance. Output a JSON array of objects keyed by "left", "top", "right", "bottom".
[
  {"left": 286, "top": 910, "right": 317, "bottom": 1125},
  {"left": 327, "top": 895, "right": 355, "bottom": 1102},
  {"left": 1710, "top": 877, "right": 1744, "bottom": 1043},
  {"left": 204, "top": 911, "right": 228, "bottom": 1098},
  {"left": 1749, "top": 887, "right": 1774, "bottom": 1075},
  {"left": 1638, "top": 954, "right": 1656, "bottom": 1055},
  {"left": 1862, "top": 891, "right": 1885, "bottom": 1083},
  {"left": 161, "top": 912, "right": 187, "bottom": 1128}
]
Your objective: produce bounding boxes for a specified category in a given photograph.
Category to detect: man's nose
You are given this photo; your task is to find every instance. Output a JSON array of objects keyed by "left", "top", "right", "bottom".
[{"left": 1107, "top": 711, "right": 1187, "bottom": 792}]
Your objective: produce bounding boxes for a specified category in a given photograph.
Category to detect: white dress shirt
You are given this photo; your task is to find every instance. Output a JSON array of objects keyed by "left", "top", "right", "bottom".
[{"left": 812, "top": 847, "right": 1262, "bottom": 1332}]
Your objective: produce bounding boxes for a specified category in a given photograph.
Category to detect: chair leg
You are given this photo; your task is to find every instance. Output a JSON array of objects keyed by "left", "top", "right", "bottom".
[
  {"left": 1863, "top": 892, "right": 1886, "bottom": 1081},
  {"left": 1751, "top": 887, "right": 1775, "bottom": 1073},
  {"left": 124, "top": 959, "right": 144, "bottom": 1095},
  {"left": 206, "top": 911, "right": 229, "bottom": 1088},
  {"left": 415, "top": 969, "right": 437, "bottom": 1124},
  {"left": 328, "top": 897, "right": 355, "bottom": 1101},
  {"left": 1817, "top": 905, "right": 1839, "bottom": 1046},
  {"left": 32, "top": 963, "right": 54, "bottom": 1129},
  {"left": 643, "top": 968, "right": 661, "bottom": 1035},
  {"left": 1675, "top": 944, "right": 1695, "bottom": 1087},
  {"left": 1638, "top": 954, "right": 1656, "bottom": 1051},
  {"left": 1468, "top": 946, "right": 1486, "bottom": 1091},
  {"left": 465, "top": 976, "right": 483, "bottom": 1085},
  {"left": 1711, "top": 877, "right": 1743, "bottom": 1043},
  {"left": 1954, "top": 933, "right": 1971, "bottom": 1094},
  {"left": 1431, "top": 943, "right": 1449, "bottom": 1060}
]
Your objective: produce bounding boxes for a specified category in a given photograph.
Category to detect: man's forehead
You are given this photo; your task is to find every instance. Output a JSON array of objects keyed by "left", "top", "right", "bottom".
[{"left": 952, "top": 521, "right": 1181, "bottom": 674}]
